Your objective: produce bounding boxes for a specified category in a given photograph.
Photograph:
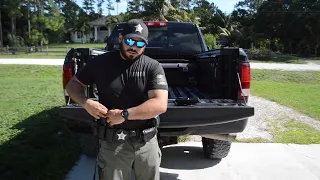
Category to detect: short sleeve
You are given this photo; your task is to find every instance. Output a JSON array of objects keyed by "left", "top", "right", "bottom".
[
  {"left": 147, "top": 62, "right": 168, "bottom": 91},
  {"left": 75, "top": 58, "right": 96, "bottom": 85}
]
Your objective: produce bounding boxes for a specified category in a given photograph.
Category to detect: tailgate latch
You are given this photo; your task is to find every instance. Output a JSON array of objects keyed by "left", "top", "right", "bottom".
[{"left": 174, "top": 97, "right": 200, "bottom": 106}]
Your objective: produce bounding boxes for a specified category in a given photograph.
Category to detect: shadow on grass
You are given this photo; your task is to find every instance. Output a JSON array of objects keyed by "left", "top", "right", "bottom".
[{"left": 0, "top": 107, "right": 82, "bottom": 180}]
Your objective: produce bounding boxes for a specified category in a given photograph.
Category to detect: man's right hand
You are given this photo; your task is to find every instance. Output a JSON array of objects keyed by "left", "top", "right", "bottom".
[{"left": 83, "top": 99, "right": 108, "bottom": 119}]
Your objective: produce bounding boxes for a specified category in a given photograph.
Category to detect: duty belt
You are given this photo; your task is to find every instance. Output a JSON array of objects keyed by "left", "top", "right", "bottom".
[{"left": 93, "top": 118, "right": 158, "bottom": 143}]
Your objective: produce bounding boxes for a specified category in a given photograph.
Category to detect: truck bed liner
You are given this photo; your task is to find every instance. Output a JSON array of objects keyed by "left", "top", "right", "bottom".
[
  {"left": 169, "top": 86, "right": 210, "bottom": 99},
  {"left": 168, "top": 86, "right": 238, "bottom": 106}
]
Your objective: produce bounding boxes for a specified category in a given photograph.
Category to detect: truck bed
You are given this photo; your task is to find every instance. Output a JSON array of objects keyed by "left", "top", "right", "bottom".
[
  {"left": 59, "top": 86, "right": 251, "bottom": 129},
  {"left": 168, "top": 86, "right": 239, "bottom": 106}
]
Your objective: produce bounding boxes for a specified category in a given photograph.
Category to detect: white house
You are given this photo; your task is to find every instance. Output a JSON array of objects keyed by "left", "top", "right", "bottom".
[{"left": 70, "top": 16, "right": 115, "bottom": 43}]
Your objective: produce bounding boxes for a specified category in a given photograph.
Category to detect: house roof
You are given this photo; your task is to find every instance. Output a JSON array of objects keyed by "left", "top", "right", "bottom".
[{"left": 89, "top": 15, "right": 120, "bottom": 26}]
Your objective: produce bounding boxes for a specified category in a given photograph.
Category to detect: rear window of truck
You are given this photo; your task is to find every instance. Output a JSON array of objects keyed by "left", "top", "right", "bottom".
[{"left": 108, "top": 22, "right": 202, "bottom": 53}]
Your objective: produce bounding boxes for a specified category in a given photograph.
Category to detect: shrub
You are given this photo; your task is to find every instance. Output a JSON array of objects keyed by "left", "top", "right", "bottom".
[
  {"left": 245, "top": 48, "right": 276, "bottom": 60},
  {"left": 204, "top": 34, "right": 219, "bottom": 50}
]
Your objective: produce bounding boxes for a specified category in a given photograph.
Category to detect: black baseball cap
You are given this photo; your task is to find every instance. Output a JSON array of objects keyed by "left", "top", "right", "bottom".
[{"left": 121, "top": 19, "right": 149, "bottom": 44}]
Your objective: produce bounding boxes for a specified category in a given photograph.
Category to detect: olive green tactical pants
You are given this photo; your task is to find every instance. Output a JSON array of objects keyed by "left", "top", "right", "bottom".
[{"left": 96, "top": 135, "right": 162, "bottom": 180}]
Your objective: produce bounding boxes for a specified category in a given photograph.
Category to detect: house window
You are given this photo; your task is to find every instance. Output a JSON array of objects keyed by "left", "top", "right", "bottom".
[{"left": 77, "top": 32, "right": 81, "bottom": 39}]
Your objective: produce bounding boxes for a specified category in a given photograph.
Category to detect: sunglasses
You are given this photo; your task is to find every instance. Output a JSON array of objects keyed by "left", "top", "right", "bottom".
[{"left": 124, "top": 38, "right": 146, "bottom": 48}]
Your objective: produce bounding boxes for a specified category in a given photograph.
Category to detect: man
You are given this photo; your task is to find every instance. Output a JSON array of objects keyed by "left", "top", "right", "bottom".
[{"left": 66, "top": 19, "right": 168, "bottom": 180}]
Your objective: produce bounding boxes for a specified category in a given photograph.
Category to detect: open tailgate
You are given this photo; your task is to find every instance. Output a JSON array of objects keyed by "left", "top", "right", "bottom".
[{"left": 59, "top": 96, "right": 254, "bottom": 128}]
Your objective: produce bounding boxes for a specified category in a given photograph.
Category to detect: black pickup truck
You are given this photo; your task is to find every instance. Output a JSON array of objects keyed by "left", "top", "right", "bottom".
[{"left": 59, "top": 21, "right": 254, "bottom": 160}]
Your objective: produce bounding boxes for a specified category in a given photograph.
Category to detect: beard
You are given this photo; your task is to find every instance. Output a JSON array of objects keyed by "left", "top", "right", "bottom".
[{"left": 120, "top": 41, "right": 143, "bottom": 61}]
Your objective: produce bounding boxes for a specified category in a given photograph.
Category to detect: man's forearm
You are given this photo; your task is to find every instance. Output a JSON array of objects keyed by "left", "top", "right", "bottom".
[
  {"left": 66, "top": 79, "right": 88, "bottom": 107},
  {"left": 127, "top": 98, "right": 167, "bottom": 120}
]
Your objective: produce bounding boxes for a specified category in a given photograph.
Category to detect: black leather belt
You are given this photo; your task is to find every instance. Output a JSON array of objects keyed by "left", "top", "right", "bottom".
[{"left": 94, "top": 119, "right": 158, "bottom": 143}]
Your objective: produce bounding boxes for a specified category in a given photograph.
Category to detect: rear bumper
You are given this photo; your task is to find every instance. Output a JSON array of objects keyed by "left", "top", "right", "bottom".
[
  {"left": 59, "top": 103, "right": 254, "bottom": 136},
  {"left": 159, "top": 105, "right": 253, "bottom": 128}
]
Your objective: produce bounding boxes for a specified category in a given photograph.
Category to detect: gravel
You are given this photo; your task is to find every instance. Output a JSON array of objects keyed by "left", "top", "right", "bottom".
[
  {"left": 0, "top": 59, "right": 64, "bottom": 65},
  {"left": 307, "top": 60, "right": 320, "bottom": 65},
  {"left": 250, "top": 62, "right": 320, "bottom": 71},
  {"left": 236, "top": 96, "right": 320, "bottom": 140},
  {"left": 188, "top": 95, "right": 320, "bottom": 142}
]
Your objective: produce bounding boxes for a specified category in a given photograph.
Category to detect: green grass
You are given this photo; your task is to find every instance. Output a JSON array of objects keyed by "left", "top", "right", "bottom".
[
  {"left": 251, "top": 70, "right": 320, "bottom": 120},
  {"left": 0, "top": 65, "right": 81, "bottom": 180},
  {"left": 48, "top": 43, "right": 106, "bottom": 48},
  {"left": 236, "top": 138, "right": 270, "bottom": 143},
  {"left": 177, "top": 135, "right": 190, "bottom": 143},
  {"left": 0, "top": 43, "right": 106, "bottom": 59},
  {"left": 268, "top": 119, "right": 320, "bottom": 144},
  {"left": 237, "top": 119, "right": 320, "bottom": 144},
  {"left": 0, "top": 53, "right": 66, "bottom": 59},
  {"left": 308, "top": 57, "right": 320, "bottom": 60},
  {"left": 250, "top": 56, "right": 307, "bottom": 64}
]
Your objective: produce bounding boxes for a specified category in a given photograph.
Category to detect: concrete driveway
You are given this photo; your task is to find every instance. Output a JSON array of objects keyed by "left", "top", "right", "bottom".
[{"left": 65, "top": 142, "right": 320, "bottom": 180}]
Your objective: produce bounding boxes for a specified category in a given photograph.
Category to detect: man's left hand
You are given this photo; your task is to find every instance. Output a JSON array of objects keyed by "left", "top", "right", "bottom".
[{"left": 105, "top": 109, "right": 125, "bottom": 126}]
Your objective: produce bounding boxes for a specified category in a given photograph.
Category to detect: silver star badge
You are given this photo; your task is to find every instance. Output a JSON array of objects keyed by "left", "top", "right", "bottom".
[
  {"left": 117, "top": 131, "right": 127, "bottom": 140},
  {"left": 134, "top": 24, "right": 143, "bottom": 33}
]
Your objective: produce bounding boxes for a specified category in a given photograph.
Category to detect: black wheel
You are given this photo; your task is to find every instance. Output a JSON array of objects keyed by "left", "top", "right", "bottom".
[
  {"left": 202, "top": 137, "right": 231, "bottom": 160},
  {"left": 169, "top": 136, "right": 178, "bottom": 144},
  {"left": 158, "top": 135, "right": 178, "bottom": 148}
]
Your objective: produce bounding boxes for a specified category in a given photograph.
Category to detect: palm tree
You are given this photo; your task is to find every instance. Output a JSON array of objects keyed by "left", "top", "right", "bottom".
[
  {"left": 142, "top": 0, "right": 200, "bottom": 24},
  {"left": 0, "top": 6, "right": 3, "bottom": 48},
  {"left": 216, "top": 10, "right": 242, "bottom": 45},
  {"left": 116, "top": 0, "right": 120, "bottom": 15}
]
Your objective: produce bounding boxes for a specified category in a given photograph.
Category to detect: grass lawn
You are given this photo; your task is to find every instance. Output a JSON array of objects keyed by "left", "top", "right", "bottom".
[
  {"left": 0, "top": 53, "right": 66, "bottom": 59},
  {"left": 237, "top": 119, "right": 320, "bottom": 144},
  {"left": 268, "top": 119, "right": 320, "bottom": 144},
  {"left": 251, "top": 69, "right": 320, "bottom": 121},
  {"left": 0, "top": 65, "right": 81, "bottom": 180},
  {"left": 308, "top": 57, "right": 320, "bottom": 60},
  {"left": 0, "top": 43, "right": 106, "bottom": 59},
  {"left": 48, "top": 43, "right": 106, "bottom": 48},
  {"left": 250, "top": 56, "right": 307, "bottom": 64},
  {"left": 238, "top": 69, "right": 320, "bottom": 144}
]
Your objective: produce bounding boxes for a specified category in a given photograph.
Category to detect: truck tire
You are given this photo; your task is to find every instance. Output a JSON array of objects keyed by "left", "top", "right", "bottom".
[
  {"left": 158, "top": 135, "right": 178, "bottom": 148},
  {"left": 202, "top": 137, "right": 231, "bottom": 160}
]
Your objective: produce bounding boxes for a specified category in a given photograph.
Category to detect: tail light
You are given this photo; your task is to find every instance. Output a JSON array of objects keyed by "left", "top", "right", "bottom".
[
  {"left": 63, "top": 63, "right": 74, "bottom": 89},
  {"left": 239, "top": 62, "right": 251, "bottom": 99},
  {"left": 62, "top": 62, "right": 74, "bottom": 104},
  {"left": 145, "top": 22, "right": 167, "bottom": 26}
]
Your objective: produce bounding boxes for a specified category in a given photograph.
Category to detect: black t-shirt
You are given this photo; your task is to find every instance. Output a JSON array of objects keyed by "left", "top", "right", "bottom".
[{"left": 75, "top": 50, "right": 168, "bottom": 130}]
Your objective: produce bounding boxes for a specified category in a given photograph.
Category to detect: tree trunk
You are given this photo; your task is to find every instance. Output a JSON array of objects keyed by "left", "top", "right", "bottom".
[
  {"left": 27, "top": 0, "right": 31, "bottom": 44},
  {"left": 315, "top": 34, "right": 319, "bottom": 56},
  {"left": 0, "top": 9, "right": 3, "bottom": 48},
  {"left": 11, "top": 17, "right": 16, "bottom": 53},
  {"left": 37, "top": 0, "right": 44, "bottom": 46},
  {"left": 40, "top": 0, "right": 44, "bottom": 47},
  {"left": 11, "top": 17, "right": 16, "bottom": 46}
]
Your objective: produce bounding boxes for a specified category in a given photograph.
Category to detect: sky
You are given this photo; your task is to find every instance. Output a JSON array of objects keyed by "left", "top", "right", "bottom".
[{"left": 75, "top": 0, "right": 240, "bottom": 16}]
